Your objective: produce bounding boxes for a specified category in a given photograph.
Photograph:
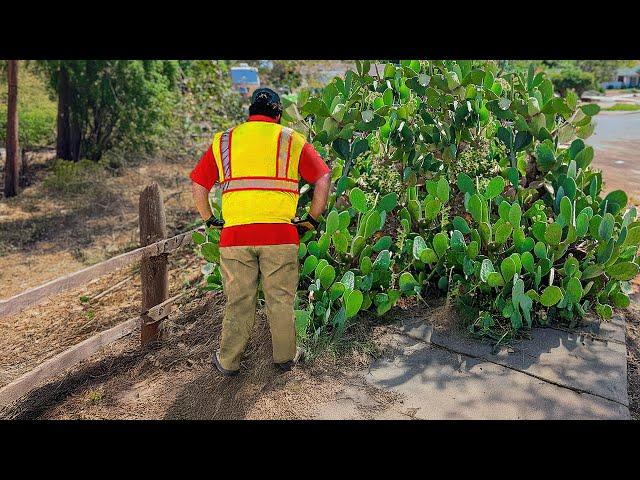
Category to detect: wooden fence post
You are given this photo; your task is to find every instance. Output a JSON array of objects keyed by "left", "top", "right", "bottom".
[{"left": 139, "top": 182, "right": 168, "bottom": 346}]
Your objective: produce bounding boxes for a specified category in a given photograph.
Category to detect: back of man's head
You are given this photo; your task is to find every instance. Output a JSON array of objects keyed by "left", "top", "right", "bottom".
[{"left": 249, "top": 87, "right": 283, "bottom": 119}]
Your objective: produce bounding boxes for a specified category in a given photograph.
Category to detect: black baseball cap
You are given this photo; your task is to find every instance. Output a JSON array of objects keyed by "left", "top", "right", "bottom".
[
  {"left": 249, "top": 87, "right": 283, "bottom": 118},
  {"left": 251, "top": 87, "right": 281, "bottom": 107}
]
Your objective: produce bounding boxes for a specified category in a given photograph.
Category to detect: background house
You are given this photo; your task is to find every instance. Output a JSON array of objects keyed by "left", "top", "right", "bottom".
[{"left": 602, "top": 65, "right": 640, "bottom": 89}]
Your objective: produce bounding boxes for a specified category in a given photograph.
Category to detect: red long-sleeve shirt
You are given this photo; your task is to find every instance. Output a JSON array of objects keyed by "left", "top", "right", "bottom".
[{"left": 190, "top": 114, "right": 330, "bottom": 247}]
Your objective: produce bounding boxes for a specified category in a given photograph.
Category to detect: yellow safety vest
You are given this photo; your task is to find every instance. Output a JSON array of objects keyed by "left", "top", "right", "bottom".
[{"left": 211, "top": 121, "right": 306, "bottom": 228}]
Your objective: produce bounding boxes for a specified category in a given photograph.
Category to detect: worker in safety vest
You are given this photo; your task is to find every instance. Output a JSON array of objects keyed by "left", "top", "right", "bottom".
[{"left": 191, "top": 88, "right": 331, "bottom": 375}]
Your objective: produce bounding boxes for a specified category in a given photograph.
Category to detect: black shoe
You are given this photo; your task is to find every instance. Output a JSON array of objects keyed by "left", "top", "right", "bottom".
[
  {"left": 212, "top": 351, "right": 239, "bottom": 376},
  {"left": 275, "top": 347, "right": 304, "bottom": 372},
  {"left": 275, "top": 360, "right": 294, "bottom": 372}
]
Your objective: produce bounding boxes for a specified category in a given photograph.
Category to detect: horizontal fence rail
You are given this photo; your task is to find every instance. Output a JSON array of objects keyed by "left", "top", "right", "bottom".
[{"left": 0, "top": 229, "right": 196, "bottom": 320}]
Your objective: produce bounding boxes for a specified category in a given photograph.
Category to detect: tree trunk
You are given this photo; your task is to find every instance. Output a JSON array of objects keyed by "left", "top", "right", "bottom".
[
  {"left": 4, "top": 60, "right": 19, "bottom": 198},
  {"left": 20, "top": 147, "right": 27, "bottom": 187},
  {"left": 70, "top": 118, "right": 82, "bottom": 161},
  {"left": 56, "top": 64, "right": 72, "bottom": 161}
]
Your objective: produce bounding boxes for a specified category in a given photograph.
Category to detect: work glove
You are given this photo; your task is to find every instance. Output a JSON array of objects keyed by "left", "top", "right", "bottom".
[
  {"left": 205, "top": 215, "right": 225, "bottom": 229},
  {"left": 291, "top": 215, "right": 319, "bottom": 236}
]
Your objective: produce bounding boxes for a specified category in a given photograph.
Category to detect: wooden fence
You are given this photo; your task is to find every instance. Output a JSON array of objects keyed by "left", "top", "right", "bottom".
[{"left": 0, "top": 182, "right": 199, "bottom": 408}]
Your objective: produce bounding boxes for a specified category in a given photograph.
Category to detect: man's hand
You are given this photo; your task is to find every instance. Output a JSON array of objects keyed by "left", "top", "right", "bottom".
[
  {"left": 191, "top": 181, "right": 224, "bottom": 231},
  {"left": 205, "top": 215, "right": 225, "bottom": 229},
  {"left": 291, "top": 215, "right": 319, "bottom": 236}
]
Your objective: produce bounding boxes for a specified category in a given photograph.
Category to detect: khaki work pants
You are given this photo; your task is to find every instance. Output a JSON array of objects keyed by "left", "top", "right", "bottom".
[{"left": 218, "top": 244, "right": 299, "bottom": 371}]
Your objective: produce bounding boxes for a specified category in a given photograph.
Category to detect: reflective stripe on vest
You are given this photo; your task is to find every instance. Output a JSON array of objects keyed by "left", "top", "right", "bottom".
[
  {"left": 276, "top": 127, "right": 293, "bottom": 179},
  {"left": 220, "top": 129, "right": 232, "bottom": 179},
  {"left": 219, "top": 126, "right": 298, "bottom": 194},
  {"left": 221, "top": 177, "right": 299, "bottom": 193}
]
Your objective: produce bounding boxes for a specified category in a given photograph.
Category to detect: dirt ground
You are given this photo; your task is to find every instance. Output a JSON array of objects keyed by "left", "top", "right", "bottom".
[
  {"left": 0, "top": 277, "right": 406, "bottom": 420},
  {"left": 604, "top": 89, "right": 640, "bottom": 97},
  {"left": 0, "top": 238, "right": 636, "bottom": 419},
  {"left": 0, "top": 150, "right": 197, "bottom": 299}
]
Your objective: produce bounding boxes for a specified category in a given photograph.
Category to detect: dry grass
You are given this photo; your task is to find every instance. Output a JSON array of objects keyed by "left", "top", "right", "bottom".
[
  {"left": 0, "top": 246, "right": 202, "bottom": 389},
  {"left": 0, "top": 150, "right": 198, "bottom": 298}
]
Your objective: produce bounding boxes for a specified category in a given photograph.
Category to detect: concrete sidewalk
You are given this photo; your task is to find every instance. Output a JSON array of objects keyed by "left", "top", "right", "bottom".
[
  {"left": 315, "top": 315, "right": 630, "bottom": 420},
  {"left": 583, "top": 94, "right": 640, "bottom": 105}
]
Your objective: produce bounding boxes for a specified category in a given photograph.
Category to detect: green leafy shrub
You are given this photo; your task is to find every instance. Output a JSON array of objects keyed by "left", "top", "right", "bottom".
[
  {"left": 43, "top": 159, "right": 107, "bottom": 195},
  {"left": 548, "top": 68, "right": 595, "bottom": 96},
  {"left": 16, "top": 108, "right": 56, "bottom": 147},
  {"left": 195, "top": 60, "right": 640, "bottom": 347},
  {"left": 169, "top": 60, "right": 245, "bottom": 158}
]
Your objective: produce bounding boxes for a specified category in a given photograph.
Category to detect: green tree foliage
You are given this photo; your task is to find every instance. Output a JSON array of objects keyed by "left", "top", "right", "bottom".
[
  {"left": 194, "top": 60, "right": 640, "bottom": 345},
  {"left": 266, "top": 61, "right": 302, "bottom": 93},
  {"left": 505, "top": 60, "right": 639, "bottom": 89},
  {"left": 170, "top": 60, "right": 244, "bottom": 157},
  {"left": 548, "top": 68, "right": 595, "bottom": 96},
  {"left": 0, "top": 61, "right": 56, "bottom": 148},
  {"left": 39, "top": 60, "right": 180, "bottom": 161},
  {"left": 575, "top": 60, "right": 629, "bottom": 84}
]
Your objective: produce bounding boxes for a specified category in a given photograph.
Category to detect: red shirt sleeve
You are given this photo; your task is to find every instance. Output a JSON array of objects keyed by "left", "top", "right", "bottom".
[
  {"left": 299, "top": 142, "right": 330, "bottom": 184},
  {"left": 190, "top": 146, "right": 219, "bottom": 191}
]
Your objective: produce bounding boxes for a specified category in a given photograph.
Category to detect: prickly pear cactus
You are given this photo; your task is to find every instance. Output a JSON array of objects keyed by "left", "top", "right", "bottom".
[{"left": 195, "top": 60, "right": 639, "bottom": 344}]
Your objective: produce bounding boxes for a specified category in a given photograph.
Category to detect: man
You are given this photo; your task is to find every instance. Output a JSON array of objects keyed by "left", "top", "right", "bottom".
[{"left": 190, "top": 87, "right": 331, "bottom": 375}]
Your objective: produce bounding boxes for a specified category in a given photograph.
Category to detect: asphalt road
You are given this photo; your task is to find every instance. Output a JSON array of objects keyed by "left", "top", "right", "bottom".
[{"left": 589, "top": 111, "right": 640, "bottom": 202}]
